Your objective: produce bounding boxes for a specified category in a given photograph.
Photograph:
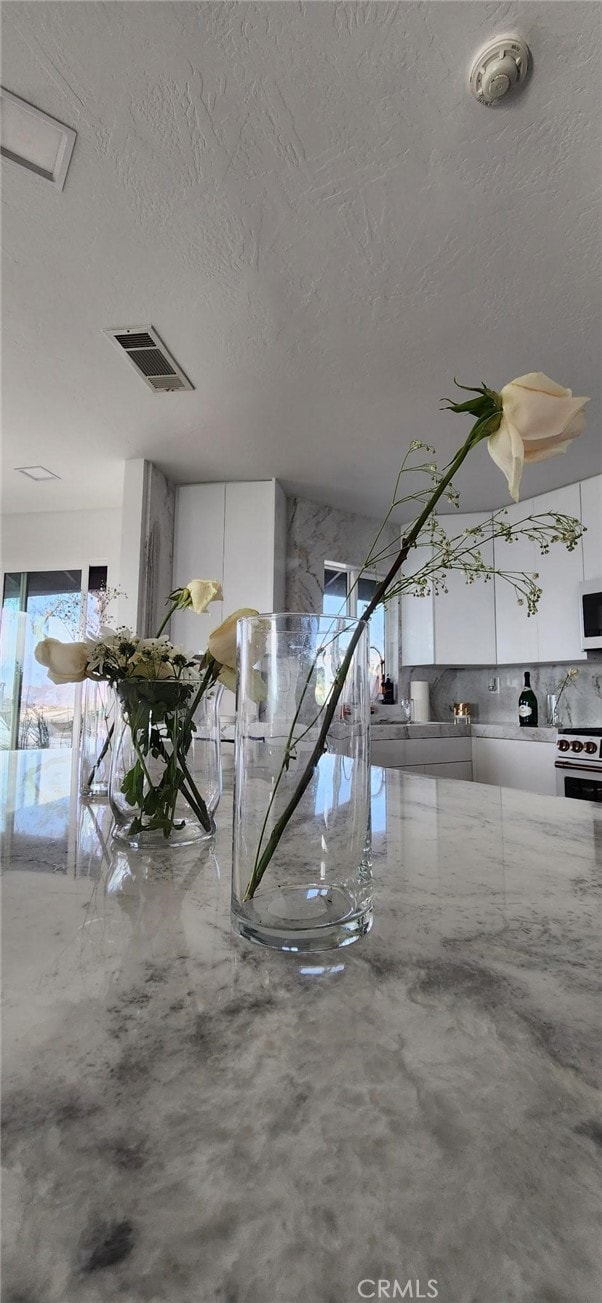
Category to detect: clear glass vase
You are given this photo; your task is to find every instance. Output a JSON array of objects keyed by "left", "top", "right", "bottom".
[
  {"left": 79, "top": 678, "right": 114, "bottom": 799},
  {"left": 546, "top": 693, "right": 560, "bottom": 727},
  {"left": 231, "top": 614, "right": 373, "bottom": 952},
  {"left": 109, "top": 679, "right": 222, "bottom": 848}
]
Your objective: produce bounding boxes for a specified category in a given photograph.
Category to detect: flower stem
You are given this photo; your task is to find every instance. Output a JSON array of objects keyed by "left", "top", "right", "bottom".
[
  {"left": 86, "top": 722, "right": 114, "bottom": 788},
  {"left": 154, "top": 599, "right": 180, "bottom": 639},
  {"left": 243, "top": 413, "right": 499, "bottom": 901}
]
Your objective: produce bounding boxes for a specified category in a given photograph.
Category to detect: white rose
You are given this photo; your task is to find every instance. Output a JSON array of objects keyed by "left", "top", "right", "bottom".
[
  {"left": 34, "top": 638, "right": 89, "bottom": 684},
  {"left": 208, "top": 608, "right": 259, "bottom": 670},
  {"left": 217, "top": 664, "right": 237, "bottom": 693},
  {"left": 217, "top": 661, "right": 266, "bottom": 703},
  {"left": 488, "top": 372, "right": 589, "bottom": 502},
  {"left": 186, "top": 579, "right": 223, "bottom": 615}
]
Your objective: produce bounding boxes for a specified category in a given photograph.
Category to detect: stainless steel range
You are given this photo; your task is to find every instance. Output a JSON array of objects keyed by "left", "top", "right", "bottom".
[{"left": 555, "top": 728, "right": 602, "bottom": 801}]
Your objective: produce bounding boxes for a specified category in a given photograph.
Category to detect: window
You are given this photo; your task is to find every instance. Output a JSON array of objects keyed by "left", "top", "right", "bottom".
[
  {"left": 0, "top": 565, "right": 108, "bottom": 750},
  {"left": 323, "top": 563, "right": 391, "bottom": 700}
]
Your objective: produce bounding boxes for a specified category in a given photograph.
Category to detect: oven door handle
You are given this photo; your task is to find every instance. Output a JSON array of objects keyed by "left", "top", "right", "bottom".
[{"left": 555, "top": 761, "right": 602, "bottom": 772}]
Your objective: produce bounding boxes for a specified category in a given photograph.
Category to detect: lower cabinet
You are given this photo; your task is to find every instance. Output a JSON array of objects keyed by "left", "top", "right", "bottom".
[
  {"left": 471, "top": 737, "right": 557, "bottom": 795},
  {"left": 397, "top": 761, "right": 473, "bottom": 779},
  {"left": 421, "top": 761, "right": 473, "bottom": 780},
  {"left": 371, "top": 736, "right": 472, "bottom": 781},
  {"left": 371, "top": 734, "right": 557, "bottom": 792}
]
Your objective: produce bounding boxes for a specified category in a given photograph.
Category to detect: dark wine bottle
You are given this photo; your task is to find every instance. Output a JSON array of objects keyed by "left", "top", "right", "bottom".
[{"left": 518, "top": 671, "right": 538, "bottom": 727}]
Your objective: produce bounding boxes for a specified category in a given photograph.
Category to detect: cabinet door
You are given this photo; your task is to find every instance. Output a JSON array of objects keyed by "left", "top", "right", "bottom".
[
  {"left": 223, "top": 482, "right": 283, "bottom": 614},
  {"left": 400, "top": 542, "right": 435, "bottom": 665},
  {"left": 493, "top": 498, "right": 539, "bottom": 665},
  {"left": 533, "top": 484, "right": 585, "bottom": 662},
  {"left": 421, "top": 761, "right": 473, "bottom": 780},
  {"left": 371, "top": 740, "right": 406, "bottom": 767},
  {"left": 472, "top": 738, "right": 556, "bottom": 795},
  {"left": 581, "top": 476, "right": 602, "bottom": 581},
  {"left": 432, "top": 512, "right": 496, "bottom": 665}
]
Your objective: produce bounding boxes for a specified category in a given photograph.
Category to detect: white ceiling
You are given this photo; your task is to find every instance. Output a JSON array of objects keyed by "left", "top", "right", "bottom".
[{"left": 2, "top": 1, "right": 600, "bottom": 520}]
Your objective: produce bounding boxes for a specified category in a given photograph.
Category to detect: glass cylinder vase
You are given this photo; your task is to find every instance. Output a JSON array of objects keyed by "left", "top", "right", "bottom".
[
  {"left": 231, "top": 614, "right": 373, "bottom": 952},
  {"left": 109, "top": 679, "right": 222, "bottom": 848},
  {"left": 79, "top": 677, "right": 114, "bottom": 799},
  {"left": 546, "top": 693, "right": 560, "bottom": 728}
]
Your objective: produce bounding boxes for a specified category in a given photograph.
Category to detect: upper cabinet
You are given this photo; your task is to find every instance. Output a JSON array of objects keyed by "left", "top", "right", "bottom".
[
  {"left": 530, "top": 483, "right": 585, "bottom": 663},
  {"left": 401, "top": 512, "right": 496, "bottom": 665},
  {"left": 400, "top": 540, "right": 435, "bottom": 665},
  {"left": 170, "top": 480, "right": 287, "bottom": 656},
  {"left": 493, "top": 484, "right": 586, "bottom": 664},
  {"left": 431, "top": 512, "right": 496, "bottom": 665},
  {"left": 400, "top": 477, "right": 599, "bottom": 668},
  {"left": 580, "top": 476, "right": 602, "bottom": 581},
  {"left": 493, "top": 497, "right": 539, "bottom": 665}
]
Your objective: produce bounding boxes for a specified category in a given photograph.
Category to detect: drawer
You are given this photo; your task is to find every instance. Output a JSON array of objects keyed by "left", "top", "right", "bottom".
[
  {"left": 371, "top": 737, "right": 472, "bottom": 768},
  {"left": 421, "top": 761, "right": 473, "bottom": 781}
]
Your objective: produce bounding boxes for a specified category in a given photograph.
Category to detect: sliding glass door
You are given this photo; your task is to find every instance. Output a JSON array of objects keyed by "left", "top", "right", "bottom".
[{"left": 0, "top": 567, "right": 108, "bottom": 750}]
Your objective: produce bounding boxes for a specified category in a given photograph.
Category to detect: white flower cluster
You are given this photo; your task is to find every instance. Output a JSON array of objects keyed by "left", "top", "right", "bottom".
[{"left": 87, "top": 629, "right": 200, "bottom": 684}]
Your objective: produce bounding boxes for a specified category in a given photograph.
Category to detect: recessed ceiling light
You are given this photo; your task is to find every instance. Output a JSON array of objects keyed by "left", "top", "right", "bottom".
[
  {"left": 15, "top": 465, "right": 61, "bottom": 481},
  {"left": 1, "top": 87, "right": 76, "bottom": 190}
]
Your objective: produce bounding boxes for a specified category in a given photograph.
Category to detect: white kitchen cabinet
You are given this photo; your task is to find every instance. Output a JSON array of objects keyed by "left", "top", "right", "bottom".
[
  {"left": 400, "top": 541, "right": 435, "bottom": 665},
  {"left": 493, "top": 485, "right": 586, "bottom": 664},
  {"left": 432, "top": 512, "right": 496, "bottom": 664},
  {"left": 401, "top": 476, "right": 594, "bottom": 669},
  {"left": 580, "top": 475, "right": 602, "bottom": 581},
  {"left": 531, "top": 484, "right": 585, "bottom": 662},
  {"left": 471, "top": 737, "right": 556, "bottom": 795},
  {"left": 371, "top": 735, "right": 472, "bottom": 780},
  {"left": 171, "top": 480, "right": 287, "bottom": 656},
  {"left": 493, "top": 497, "right": 539, "bottom": 665},
  {"left": 400, "top": 513, "right": 495, "bottom": 665},
  {"left": 421, "top": 761, "right": 473, "bottom": 780}
]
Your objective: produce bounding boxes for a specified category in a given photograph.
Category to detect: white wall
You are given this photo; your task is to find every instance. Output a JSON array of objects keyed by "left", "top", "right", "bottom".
[{"left": 1, "top": 509, "right": 121, "bottom": 584}]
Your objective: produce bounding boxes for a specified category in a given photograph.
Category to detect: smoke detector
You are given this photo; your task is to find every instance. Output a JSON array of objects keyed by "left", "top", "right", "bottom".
[
  {"left": 104, "top": 326, "right": 194, "bottom": 392},
  {"left": 469, "top": 35, "right": 530, "bottom": 106}
]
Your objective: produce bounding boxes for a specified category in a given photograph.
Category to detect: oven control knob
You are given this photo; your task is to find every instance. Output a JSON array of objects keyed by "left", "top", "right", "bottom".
[
  {"left": 557, "top": 739, "right": 570, "bottom": 752},
  {"left": 571, "top": 740, "right": 583, "bottom": 753},
  {"left": 584, "top": 741, "right": 598, "bottom": 755}
]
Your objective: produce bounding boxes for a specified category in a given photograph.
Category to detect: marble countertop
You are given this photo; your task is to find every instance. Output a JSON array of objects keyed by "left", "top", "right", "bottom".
[
  {"left": 2, "top": 750, "right": 601, "bottom": 1303},
  {"left": 371, "top": 721, "right": 557, "bottom": 743},
  {"left": 370, "top": 720, "right": 470, "bottom": 739},
  {"left": 226, "top": 720, "right": 557, "bottom": 744},
  {"left": 470, "top": 723, "right": 557, "bottom": 743}
]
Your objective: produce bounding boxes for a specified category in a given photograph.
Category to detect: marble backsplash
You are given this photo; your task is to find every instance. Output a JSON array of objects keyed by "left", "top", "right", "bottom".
[
  {"left": 285, "top": 495, "right": 397, "bottom": 611},
  {"left": 399, "top": 658, "right": 602, "bottom": 728}
]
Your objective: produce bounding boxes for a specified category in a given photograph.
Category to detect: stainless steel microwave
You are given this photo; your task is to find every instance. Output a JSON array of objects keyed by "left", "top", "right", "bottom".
[{"left": 580, "top": 579, "right": 602, "bottom": 650}]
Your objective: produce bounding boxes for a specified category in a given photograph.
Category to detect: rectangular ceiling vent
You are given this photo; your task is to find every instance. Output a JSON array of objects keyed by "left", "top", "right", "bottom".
[{"left": 104, "top": 325, "right": 194, "bottom": 392}]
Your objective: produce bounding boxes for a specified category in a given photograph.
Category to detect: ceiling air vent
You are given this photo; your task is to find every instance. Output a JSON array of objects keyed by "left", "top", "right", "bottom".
[{"left": 104, "top": 325, "right": 194, "bottom": 392}]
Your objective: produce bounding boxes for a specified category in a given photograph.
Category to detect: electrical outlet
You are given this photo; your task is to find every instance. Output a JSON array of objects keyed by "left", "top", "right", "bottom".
[{"left": 488, "top": 676, "right": 500, "bottom": 693}]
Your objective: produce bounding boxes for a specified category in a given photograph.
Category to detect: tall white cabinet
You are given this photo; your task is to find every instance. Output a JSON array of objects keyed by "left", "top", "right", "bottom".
[{"left": 171, "top": 480, "right": 287, "bottom": 657}]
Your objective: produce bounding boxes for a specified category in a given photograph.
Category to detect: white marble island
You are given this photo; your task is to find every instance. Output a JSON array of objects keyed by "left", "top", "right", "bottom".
[{"left": 1, "top": 752, "right": 601, "bottom": 1303}]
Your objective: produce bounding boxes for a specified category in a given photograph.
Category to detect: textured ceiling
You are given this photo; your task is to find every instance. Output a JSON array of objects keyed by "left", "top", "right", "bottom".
[{"left": 1, "top": 1, "right": 600, "bottom": 519}]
